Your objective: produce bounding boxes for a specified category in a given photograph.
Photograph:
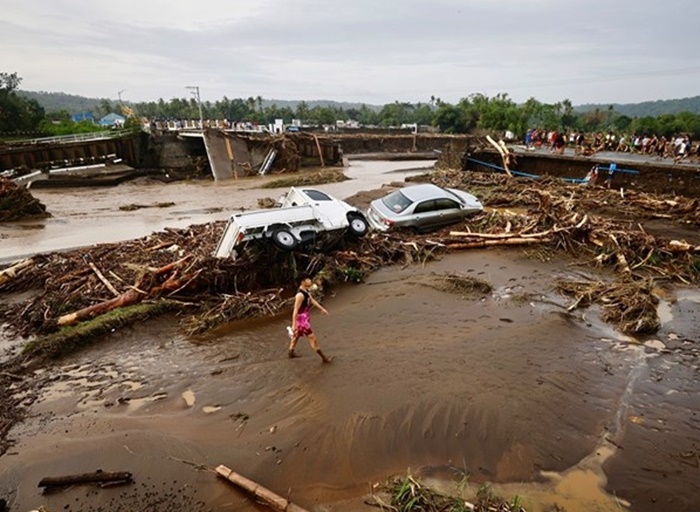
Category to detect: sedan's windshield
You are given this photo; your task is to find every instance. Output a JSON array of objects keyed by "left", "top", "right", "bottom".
[{"left": 382, "top": 191, "right": 412, "bottom": 213}]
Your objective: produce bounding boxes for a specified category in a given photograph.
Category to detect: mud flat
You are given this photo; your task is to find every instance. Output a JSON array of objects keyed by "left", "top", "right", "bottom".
[{"left": 0, "top": 248, "right": 698, "bottom": 511}]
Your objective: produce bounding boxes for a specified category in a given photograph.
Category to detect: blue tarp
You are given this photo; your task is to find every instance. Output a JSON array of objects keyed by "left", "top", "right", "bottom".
[{"left": 464, "top": 157, "right": 639, "bottom": 185}]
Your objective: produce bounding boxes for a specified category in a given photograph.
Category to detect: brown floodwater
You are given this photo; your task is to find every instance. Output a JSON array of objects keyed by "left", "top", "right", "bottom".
[
  {"left": 0, "top": 160, "right": 432, "bottom": 263},
  {"left": 0, "top": 162, "right": 699, "bottom": 512}
]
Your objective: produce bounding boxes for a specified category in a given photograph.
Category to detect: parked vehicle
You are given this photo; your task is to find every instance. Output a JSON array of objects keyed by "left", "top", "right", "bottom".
[
  {"left": 366, "top": 183, "right": 483, "bottom": 233},
  {"left": 214, "top": 187, "right": 369, "bottom": 259}
]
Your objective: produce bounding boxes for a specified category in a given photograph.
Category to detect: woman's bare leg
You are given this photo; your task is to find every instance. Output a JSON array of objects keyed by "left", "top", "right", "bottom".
[{"left": 308, "top": 333, "right": 332, "bottom": 363}]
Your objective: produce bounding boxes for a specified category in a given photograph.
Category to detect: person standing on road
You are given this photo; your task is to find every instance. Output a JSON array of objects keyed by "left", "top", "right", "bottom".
[{"left": 288, "top": 273, "right": 333, "bottom": 363}]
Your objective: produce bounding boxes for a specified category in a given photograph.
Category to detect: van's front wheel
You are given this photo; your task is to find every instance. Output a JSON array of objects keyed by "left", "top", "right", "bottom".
[
  {"left": 347, "top": 213, "right": 369, "bottom": 237},
  {"left": 271, "top": 228, "right": 298, "bottom": 251}
]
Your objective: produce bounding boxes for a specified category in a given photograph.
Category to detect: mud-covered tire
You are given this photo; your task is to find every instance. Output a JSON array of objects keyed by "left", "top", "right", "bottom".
[
  {"left": 271, "top": 228, "right": 298, "bottom": 251},
  {"left": 347, "top": 213, "right": 369, "bottom": 237}
]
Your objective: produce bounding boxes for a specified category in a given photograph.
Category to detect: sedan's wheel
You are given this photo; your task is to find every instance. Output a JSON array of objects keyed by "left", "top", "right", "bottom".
[
  {"left": 271, "top": 228, "right": 298, "bottom": 250},
  {"left": 347, "top": 214, "right": 369, "bottom": 237}
]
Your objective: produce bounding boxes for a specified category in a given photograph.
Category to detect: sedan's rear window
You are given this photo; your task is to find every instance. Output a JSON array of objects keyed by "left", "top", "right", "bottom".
[{"left": 382, "top": 191, "right": 412, "bottom": 213}]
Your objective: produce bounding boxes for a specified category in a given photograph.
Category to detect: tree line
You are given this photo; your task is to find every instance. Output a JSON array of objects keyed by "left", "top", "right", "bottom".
[{"left": 4, "top": 71, "right": 700, "bottom": 140}]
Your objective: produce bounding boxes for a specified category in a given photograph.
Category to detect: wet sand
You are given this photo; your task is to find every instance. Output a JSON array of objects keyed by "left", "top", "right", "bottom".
[{"left": 1, "top": 162, "right": 699, "bottom": 511}]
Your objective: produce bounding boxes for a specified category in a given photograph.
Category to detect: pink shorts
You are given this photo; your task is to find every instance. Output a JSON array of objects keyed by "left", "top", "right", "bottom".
[{"left": 295, "top": 312, "right": 313, "bottom": 337}]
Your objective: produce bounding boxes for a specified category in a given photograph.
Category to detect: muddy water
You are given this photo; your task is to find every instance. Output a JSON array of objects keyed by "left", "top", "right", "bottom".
[
  {"left": 0, "top": 160, "right": 432, "bottom": 263},
  {"left": 1, "top": 249, "right": 698, "bottom": 511}
]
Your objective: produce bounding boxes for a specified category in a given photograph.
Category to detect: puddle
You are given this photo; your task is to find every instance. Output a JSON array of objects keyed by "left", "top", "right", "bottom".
[
  {"left": 658, "top": 289, "right": 700, "bottom": 325},
  {"left": 657, "top": 299, "right": 674, "bottom": 324}
]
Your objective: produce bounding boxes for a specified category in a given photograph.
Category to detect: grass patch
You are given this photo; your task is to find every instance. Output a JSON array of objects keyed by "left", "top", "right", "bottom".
[
  {"left": 261, "top": 169, "right": 348, "bottom": 189},
  {"left": 384, "top": 473, "right": 528, "bottom": 512},
  {"left": 22, "top": 301, "right": 180, "bottom": 360}
]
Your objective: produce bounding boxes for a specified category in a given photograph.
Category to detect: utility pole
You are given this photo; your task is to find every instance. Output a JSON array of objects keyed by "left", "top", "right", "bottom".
[{"left": 186, "top": 85, "right": 203, "bottom": 129}]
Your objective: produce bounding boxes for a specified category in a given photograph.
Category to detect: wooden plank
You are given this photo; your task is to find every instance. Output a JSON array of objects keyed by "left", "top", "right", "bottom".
[{"left": 215, "top": 465, "right": 309, "bottom": 512}]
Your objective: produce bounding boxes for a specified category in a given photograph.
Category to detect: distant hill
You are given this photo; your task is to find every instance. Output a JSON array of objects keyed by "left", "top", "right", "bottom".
[
  {"left": 17, "top": 90, "right": 382, "bottom": 114},
  {"left": 576, "top": 96, "right": 700, "bottom": 117},
  {"left": 18, "top": 91, "right": 110, "bottom": 114},
  {"left": 17, "top": 90, "right": 700, "bottom": 118}
]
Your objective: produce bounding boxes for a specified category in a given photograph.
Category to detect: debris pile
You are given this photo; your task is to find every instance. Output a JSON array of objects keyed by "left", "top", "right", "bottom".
[
  {"left": 0, "top": 177, "right": 49, "bottom": 221},
  {"left": 414, "top": 169, "right": 699, "bottom": 334},
  {"left": 555, "top": 278, "right": 660, "bottom": 334},
  {"left": 0, "top": 225, "right": 439, "bottom": 361},
  {"left": 2, "top": 170, "right": 699, "bottom": 358}
]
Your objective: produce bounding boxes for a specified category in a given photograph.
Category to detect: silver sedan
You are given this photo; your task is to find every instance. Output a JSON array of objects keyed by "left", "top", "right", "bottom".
[{"left": 366, "top": 183, "right": 483, "bottom": 233}]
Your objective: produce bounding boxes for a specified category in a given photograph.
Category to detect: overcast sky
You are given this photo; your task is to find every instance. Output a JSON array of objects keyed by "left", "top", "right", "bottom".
[{"left": 3, "top": 0, "right": 700, "bottom": 106}]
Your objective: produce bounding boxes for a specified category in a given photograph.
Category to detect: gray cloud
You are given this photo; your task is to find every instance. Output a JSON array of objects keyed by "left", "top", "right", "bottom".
[{"left": 3, "top": 0, "right": 700, "bottom": 105}]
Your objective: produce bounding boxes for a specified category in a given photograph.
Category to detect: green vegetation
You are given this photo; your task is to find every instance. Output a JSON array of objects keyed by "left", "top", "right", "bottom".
[
  {"left": 0, "top": 72, "right": 45, "bottom": 136},
  {"left": 385, "top": 473, "right": 528, "bottom": 512},
  {"left": 22, "top": 302, "right": 179, "bottom": 359},
  {"left": 7, "top": 69, "right": 700, "bottom": 140}
]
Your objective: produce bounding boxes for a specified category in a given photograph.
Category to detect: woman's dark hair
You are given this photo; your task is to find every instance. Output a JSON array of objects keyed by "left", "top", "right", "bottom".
[{"left": 297, "top": 272, "right": 312, "bottom": 283}]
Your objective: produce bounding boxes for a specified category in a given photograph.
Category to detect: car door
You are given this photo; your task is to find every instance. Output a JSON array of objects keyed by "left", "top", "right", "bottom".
[
  {"left": 411, "top": 200, "right": 438, "bottom": 230},
  {"left": 433, "top": 198, "right": 463, "bottom": 227},
  {"left": 301, "top": 189, "right": 347, "bottom": 229}
]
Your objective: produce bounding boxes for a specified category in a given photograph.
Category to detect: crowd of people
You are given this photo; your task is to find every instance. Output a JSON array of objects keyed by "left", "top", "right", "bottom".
[{"left": 524, "top": 129, "right": 697, "bottom": 163}]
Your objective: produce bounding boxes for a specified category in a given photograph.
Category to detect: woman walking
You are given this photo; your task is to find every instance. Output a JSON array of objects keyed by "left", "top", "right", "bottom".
[{"left": 288, "top": 273, "right": 333, "bottom": 363}]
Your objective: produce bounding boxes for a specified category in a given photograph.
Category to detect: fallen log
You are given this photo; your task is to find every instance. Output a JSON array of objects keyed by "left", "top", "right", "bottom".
[
  {"left": 38, "top": 470, "right": 133, "bottom": 489},
  {"left": 55, "top": 257, "right": 192, "bottom": 326},
  {"left": 450, "top": 230, "right": 518, "bottom": 240},
  {"left": 57, "top": 288, "right": 141, "bottom": 326},
  {"left": 0, "top": 259, "right": 34, "bottom": 286},
  {"left": 215, "top": 465, "right": 309, "bottom": 512},
  {"left": 447, "top": 237, "right": 549, "bottom": 251}
]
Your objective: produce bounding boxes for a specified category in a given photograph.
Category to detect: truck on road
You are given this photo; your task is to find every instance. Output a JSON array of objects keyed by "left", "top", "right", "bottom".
[{"left": 213, "top": 187, "right": 369, "bottom": 259}]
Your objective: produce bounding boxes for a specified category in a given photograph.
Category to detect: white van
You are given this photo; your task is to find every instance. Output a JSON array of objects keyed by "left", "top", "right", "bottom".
[{"left": 213, "top": 187, "right": 369, "bottom": 259}]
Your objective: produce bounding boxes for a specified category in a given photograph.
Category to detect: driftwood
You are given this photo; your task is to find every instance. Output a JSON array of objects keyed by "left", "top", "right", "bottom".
[
  {"left": 57, "top": 288, "right": 142, "bottom": 326},
  {"left": 88, "top": 261, "right": 120, "bottom": 296},
  {"left": 447, "top": 237, "right": 549, "bottom": 250},
  {"left": 216, "top": 465, "right": 309, "bottom": 512},
  {"left": 56, "top": 256, "right": 193, "bottom": 327},
  {"left": 38, "top": 470, "right": 133, "bottom": 489},
  {"left": 0, "top": 258, "right": 34, "bottom": 286},
  {"left": 486, "top": 135, "right": 512, "bottom": 177}
]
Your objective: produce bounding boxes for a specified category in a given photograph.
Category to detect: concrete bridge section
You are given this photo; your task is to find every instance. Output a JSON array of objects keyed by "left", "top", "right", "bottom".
[
  {"left": 0, "top": 132, "right": 141, "bottom": 175},
  {"left": 463, "top": 147, "right": 700, "bottom": 197},
  {"left": 2, "top": 130, "right": 454, "bottom": 185}
]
